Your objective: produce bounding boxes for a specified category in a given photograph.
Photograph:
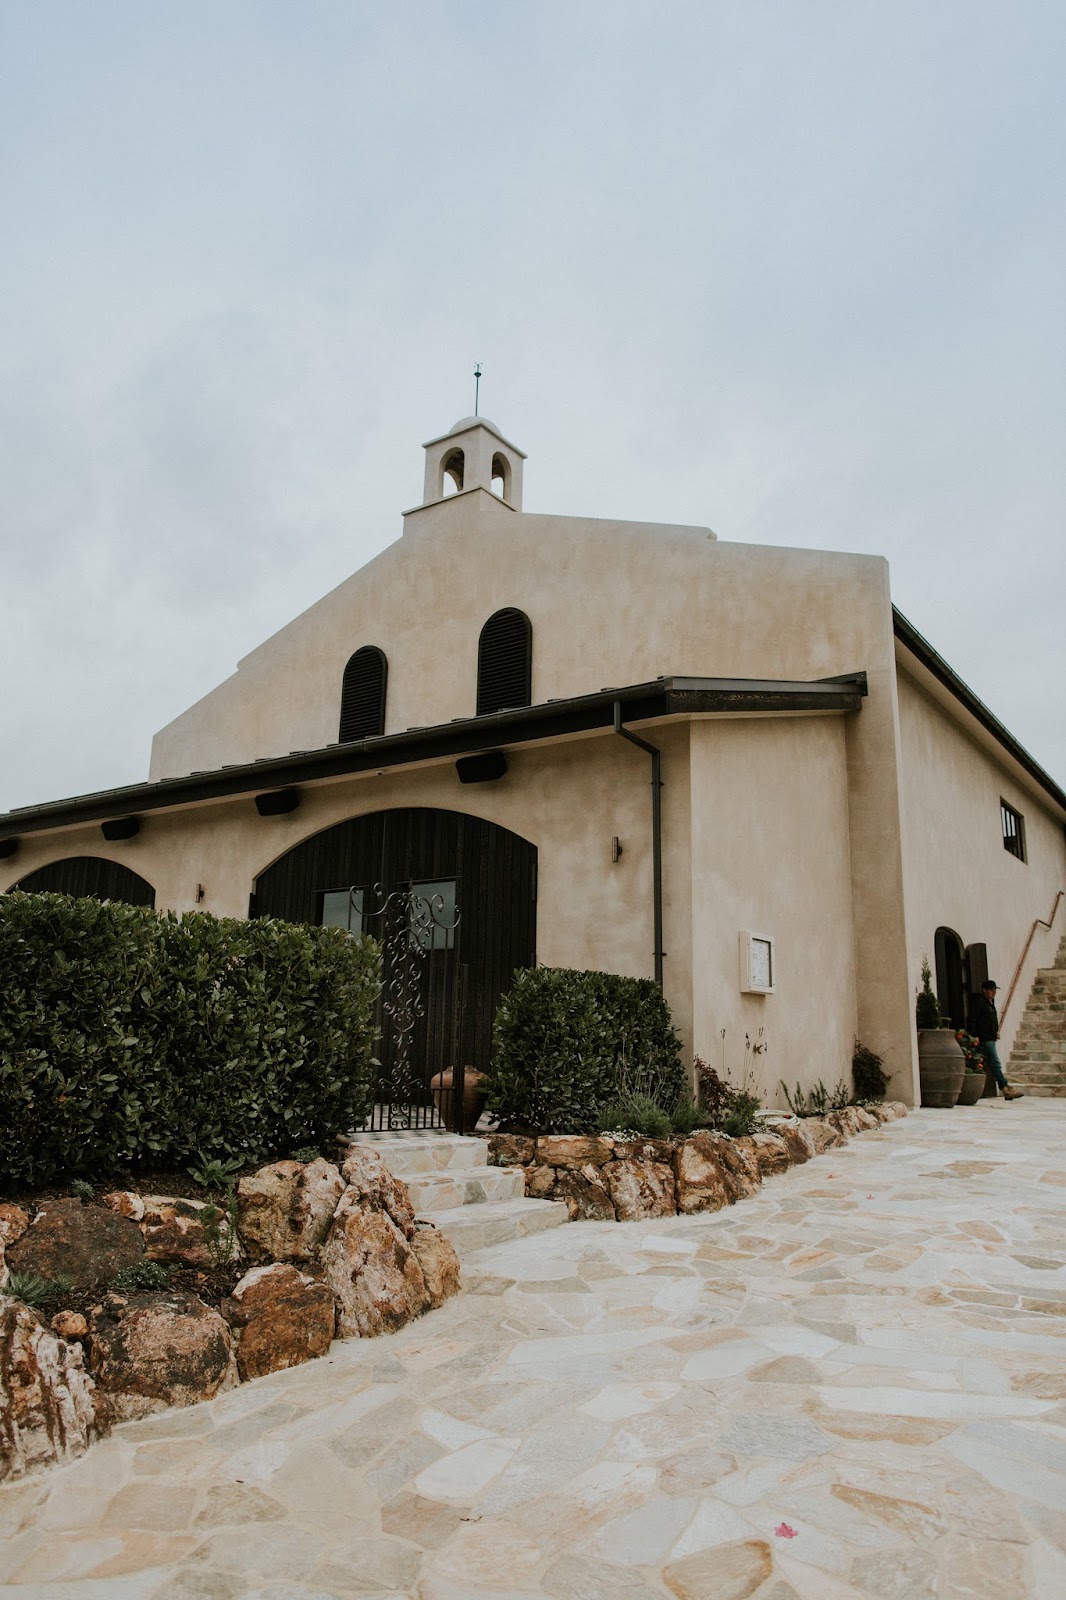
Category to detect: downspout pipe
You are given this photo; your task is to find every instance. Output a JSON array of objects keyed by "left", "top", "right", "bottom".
[{"left": 613, "top": 702, "right": 664, "bottom": 989}]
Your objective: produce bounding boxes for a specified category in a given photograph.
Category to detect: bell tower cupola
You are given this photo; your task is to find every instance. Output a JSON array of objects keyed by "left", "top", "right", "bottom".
[{"left": 422, "top": 416, "right": 526, "bottom": 510}]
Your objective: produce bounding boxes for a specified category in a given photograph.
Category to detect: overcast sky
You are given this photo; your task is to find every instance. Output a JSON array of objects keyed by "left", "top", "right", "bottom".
[{"left": 1, "top": 1, "right": 1063, "bottom": 816}]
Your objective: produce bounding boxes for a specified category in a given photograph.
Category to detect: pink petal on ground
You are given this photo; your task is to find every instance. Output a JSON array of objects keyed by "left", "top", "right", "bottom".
[{"left": 775, "top": 1522, "right": 799, "bottom": 1539}]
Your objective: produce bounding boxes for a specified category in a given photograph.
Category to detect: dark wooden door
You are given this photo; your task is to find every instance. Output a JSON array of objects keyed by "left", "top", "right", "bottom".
[{"left": 252, "top": 808, "right": 537, "bottom": 1120}]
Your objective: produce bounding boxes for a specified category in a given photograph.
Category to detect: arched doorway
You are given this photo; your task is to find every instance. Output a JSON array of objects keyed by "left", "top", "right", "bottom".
[
  {"left": 934, "top": 926, "right": 966, "bottom": 1029},
  {"left": 252, "top": 808, "right": 537, "bottom": 1127},
  {"left": 12, "top": 857, "right": 156, "bottom": 907}
]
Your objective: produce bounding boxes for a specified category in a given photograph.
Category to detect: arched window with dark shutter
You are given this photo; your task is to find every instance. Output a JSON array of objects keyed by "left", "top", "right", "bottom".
[
  {"left": 477, "top": 608, "right": 532, "bottom": 716},
  {"left": 339, "top": 646, "right": 388, "bottom": 741}
]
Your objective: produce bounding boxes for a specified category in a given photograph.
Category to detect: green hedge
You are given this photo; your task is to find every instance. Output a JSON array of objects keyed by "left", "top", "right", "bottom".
[
  {"left": 0, "top": 892, "right": 381, "bottom": 1188},
  {"left": 485, "top": 966, "right": 685, "bottom": 1133}
]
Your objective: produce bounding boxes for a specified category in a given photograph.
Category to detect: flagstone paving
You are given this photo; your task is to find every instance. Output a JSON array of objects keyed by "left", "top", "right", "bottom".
[{"left": 2, "top": 1101, "right": 1066, "bottom": 1599}]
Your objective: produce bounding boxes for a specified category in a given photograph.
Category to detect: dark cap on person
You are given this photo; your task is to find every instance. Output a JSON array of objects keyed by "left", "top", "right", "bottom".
[{"left": 982, "top": 979, "right": 998, "bottom": 990}]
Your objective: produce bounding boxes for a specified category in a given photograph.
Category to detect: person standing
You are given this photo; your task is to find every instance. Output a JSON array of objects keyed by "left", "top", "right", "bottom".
[{"left": 966, "top": 980, "right": 1024, "bottom": 1100}]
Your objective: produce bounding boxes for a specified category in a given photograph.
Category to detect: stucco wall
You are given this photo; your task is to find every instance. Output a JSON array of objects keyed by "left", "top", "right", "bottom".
[
  {"left": 688, "top": 716, "right": 862, "bottom": 1108},
  {"left": 2, "top": 724, "right": 697, "bottom": 1060},
  {"left": 896, "top": 666, "right": 1066, "bottom": 1055}
]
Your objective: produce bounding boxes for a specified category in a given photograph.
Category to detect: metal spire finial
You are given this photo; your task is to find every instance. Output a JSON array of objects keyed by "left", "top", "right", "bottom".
[{"left": 474, "top": 362, "right": 482, "bottom": 416}]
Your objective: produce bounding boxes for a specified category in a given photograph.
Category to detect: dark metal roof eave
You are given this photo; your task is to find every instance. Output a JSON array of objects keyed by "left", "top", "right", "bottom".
[
  {"left": 893, "top": 609, "right": 1066, "bottom": 815},
  {"left": 0, "top": 673, "right": 867, "bottom": 839}
]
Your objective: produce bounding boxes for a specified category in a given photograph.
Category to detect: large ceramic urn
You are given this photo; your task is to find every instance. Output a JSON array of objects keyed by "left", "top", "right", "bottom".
[{"left": 917, "top": 1029, "right": 966, "bottom": 1108}]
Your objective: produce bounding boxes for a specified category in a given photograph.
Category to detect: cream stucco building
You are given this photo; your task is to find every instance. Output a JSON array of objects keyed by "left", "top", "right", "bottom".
[{"left": 3, "top": 416, "right": 1064, "bottom": 1110}]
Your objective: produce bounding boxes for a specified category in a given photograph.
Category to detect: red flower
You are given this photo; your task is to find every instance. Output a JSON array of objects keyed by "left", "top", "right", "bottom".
[{"left": 775, "top": 1522, "right": 798, "bottom": 1539}]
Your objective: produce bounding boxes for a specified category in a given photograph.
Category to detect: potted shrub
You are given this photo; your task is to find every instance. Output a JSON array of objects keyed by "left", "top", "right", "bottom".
[
  {"left": 953, "top": 1030, "right": 987, "bottom": 1106},
  {"left": 916, "top": 957, "right": 965, "bottom": 1108}
]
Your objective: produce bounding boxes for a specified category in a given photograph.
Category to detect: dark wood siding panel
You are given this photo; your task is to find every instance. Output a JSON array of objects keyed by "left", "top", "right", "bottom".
[
  {"left": 253, "top": 807, "right": 536, "bottom": 1076},
  {"left": 12, "top": 857, "right": 156, "bottom": 908}
]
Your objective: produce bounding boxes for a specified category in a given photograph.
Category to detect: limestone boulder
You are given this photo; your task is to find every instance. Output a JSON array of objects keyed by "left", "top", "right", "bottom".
[
  {"left": 610, "top": 1137, "right": 676, "bottom": 1166},
  {"left": 221, "top": 1263, "right": 335, "bottom": 1381},
  {"left": 0, "top": 1202, "right": 30, "bottom": 1245},
  {"left": 536, "top": 1135, "right": 614, "bottom": 1169},
  {"left": 51, "top": 1311, "right": 89, "bottom": 1342},
  {"left": 409, "top": 1224, "right": 462, "bottom": 1309},
  {"left": 778, "top": 1122, "right": 817, "bottom": 1164},
  {"left": 867, "top": 1103, "right": 893, "bottom": 1124},
  {"left": 100, "top": 1190, "right": 145, "bottom": 1221},
  {"left": 340, "top": 1147, "right": 417, "bottom": 1240},
  {"left": 140, "top": 1195, "right": 237, "bottom": 1269},
  {"left": 608, "top": 1158, "right": 676, "bottom": 1220},
  {"left": 705, "top": 1133, "right": 761, "bottom": 1201},
  {"left": 804, "top": 1118, "right": 847, "bottom": 1154},
  {"left": 487, "top": 1133, "right": 535, "bottom": 1166},
  {"left": 0, "top": 1297, "right": 109, "bottom": 1482},
  {"left": 237, "top": 1158, "right": 346, "bottom": 1261},
  {"left": 525, "top": 1164, "right": 557, "bottom": 1199},
  {"left": 87, "top": 1289, "right": 239, "bottom": 1422},
  {"left": 852, "top": 1107, "right": 881, "bottom": 1132},
  {"left": 888, "top": 1101, "right": 909, "bottom": 1119},
  {"left": 320, "top": 1189, "right": 430, "bottom": 1338},
  {"left": 749, "top": 1132, "right": 792, "bottom": 1176},
  {"left": 556, "top": 1164, "right": 617, "bottom": 1221},
  {"left": 674, "top": 1134, "right": 733, "bottom": 1214},
  {"left": 827, "top": 1107, "right": 862, "bottom": 1138},
  {"left": 6, "top": 1197, "right": 144, "bottom": 1289}
]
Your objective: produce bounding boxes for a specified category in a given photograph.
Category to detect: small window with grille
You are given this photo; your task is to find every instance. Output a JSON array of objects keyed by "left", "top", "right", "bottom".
[
  {"left": 339, "top": 646, "right": 387, "bottom": 742},
  {"left": 1001, "top": 799, "right": 1026, "bottom": 862},
  {"left": 319, "top": 887, "right": 365, "bottom": 934},
  {"left": 476, "top": 608, "right": 532, "bottom": 716}
]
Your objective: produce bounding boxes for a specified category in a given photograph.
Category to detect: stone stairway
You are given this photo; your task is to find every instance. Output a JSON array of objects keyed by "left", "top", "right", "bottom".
[
  {"left": 1008, "top": 933, "right": 1066, "bottom": 1096},
  {"left": 343, "top": 1132, "right": 569, "bottom": 1258}
]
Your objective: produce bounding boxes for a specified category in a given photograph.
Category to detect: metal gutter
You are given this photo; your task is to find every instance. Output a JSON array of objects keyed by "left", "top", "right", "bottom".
[
  {"left": 893, "top": 609, "right": 1066, "bottom": 815},
  {"left": 613, "top": 704, "right": 664, "bottom": 988},
  {"left": 0, "top": 673, "right": 867, "bottom": 841}
]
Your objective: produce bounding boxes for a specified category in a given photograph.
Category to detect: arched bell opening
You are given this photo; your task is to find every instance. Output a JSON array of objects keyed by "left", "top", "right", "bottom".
[{"left": 440, "top": 448, "right": 465, "bottom": 497}]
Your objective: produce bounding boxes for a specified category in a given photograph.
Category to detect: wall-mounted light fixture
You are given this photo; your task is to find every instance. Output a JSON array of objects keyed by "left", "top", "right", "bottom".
[
  {"left": 456, "top": 751, "right": 508, "bottom": 784},
  {"left": 255, "top": 788, "right": 300, "bottom": 816},
  {"left": 611, "top": 836, "right": 623, "bottom": 863},
  {"left": 101, "top": 817, "right": 141, "bottom": 841},
  {"left": 196, "top": 884, "right": 206, "bottom": 903},
  {"left": 0, "top": 836, "right": 19, "bottom": 860}
]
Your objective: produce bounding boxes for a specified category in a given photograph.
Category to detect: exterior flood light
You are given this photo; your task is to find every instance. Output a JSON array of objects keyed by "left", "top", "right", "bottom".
[
  {"left": 101, "top": 817, "right": 141, "bottom": 841},
  {"left": 0, "top": 836, "right": 19, "bottom": 859},
  {"left": 456, "top": 752, "right": 508, "bottom": 784},
  {"left": 255, "top": 789, "right": 301, "bottom": 816}
]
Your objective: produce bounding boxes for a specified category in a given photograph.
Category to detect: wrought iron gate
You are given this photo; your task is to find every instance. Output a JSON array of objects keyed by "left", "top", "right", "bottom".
[{"left": 359, "top": 881, "right": 468, "bottom": 1132}]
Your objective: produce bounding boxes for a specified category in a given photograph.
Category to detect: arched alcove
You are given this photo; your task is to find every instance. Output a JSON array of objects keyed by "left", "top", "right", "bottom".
[
  {"left": 252, "top": 806, "right": 537, "bottom": 1090},
  {"left": 491, "top": 452, "right": 511, "bottom": 502},
  {"left": 440, "top": 448, "right": 464, "bottom": 497},
  {"left": 12, "top": 856, "right": 156, "bottom": 907}
]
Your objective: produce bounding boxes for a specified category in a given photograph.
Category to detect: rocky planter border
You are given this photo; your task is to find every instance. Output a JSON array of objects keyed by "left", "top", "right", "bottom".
[
  {"left": 1, "top": 1148, "right": 460, "bottom": 1484},
  {"left": 488, "top": 1102, "right": 908, "bottom": 1221}
]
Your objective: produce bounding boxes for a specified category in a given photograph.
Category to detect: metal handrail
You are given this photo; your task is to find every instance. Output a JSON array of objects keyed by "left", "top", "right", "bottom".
[{"left": 1001, "top": 890, "right": 1065, "bottom": 1021}]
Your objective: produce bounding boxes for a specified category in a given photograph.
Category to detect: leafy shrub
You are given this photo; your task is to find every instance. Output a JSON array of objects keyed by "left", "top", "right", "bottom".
[
  {"left": 0, "top": 891, "right": 381, "bottom": 1188},
  {"left": 486, "top": 967, "right": 685, "bottom": 1133},
  {"left": 69, "top": 1179, "right": 95, "bottom": 1202},
  {"left": 722, "top": 1093, "right": 761, "bottom": 1137},
  {"left": 188, "top": 1153, "right": 244, "bottom": 1191},
  {"left": 112, "top": 1260, "right": 172, "bottom": 1292},
  {"left": 694, "top": 1057, "right": 733, "bottom": 1128},
  {"left": 667, "top": 1095, "right": 706, "bottom": 1138},
  {"left": 780, "top": 1078, "right": 850, "bottom": 1118},
  {"left": 3, "top": 1270, "right": 74, "bottom": 1309},
  {"left": 852, "top": 1039, "right": 889, "bottom": 1100},
  {"left": 597, "top": 1093, "right": 673, "bottom": 1139},
  {"left": 199, "top": 1188, "right": 241, "bottom": 1267}
]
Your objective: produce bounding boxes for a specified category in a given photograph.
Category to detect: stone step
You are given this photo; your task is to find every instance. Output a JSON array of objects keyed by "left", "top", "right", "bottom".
[
  {"left": 343, "top": 1134, "right": 490, "bottom": 1176},
  {"left": 403, "top": 1166, "right": 525, "bottom": 1212},
  {"left": 424, "top": 1197, "right": 570, "bottom": 1258},
  {"left": 1008, "top": 1084, "right": 1066, "bottom": 1097}
]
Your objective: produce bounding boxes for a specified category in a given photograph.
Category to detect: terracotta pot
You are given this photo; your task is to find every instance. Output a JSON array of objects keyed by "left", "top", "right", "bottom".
[
  {"left": 956, "top": 1071, "right": 986, "bottom": 1106},
  {"left": 429, "top": 1068, "right": 486, "bottom": 1133},
  {"left": 917, "top": 1029, "right": 966, "bottom": 1108}
]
